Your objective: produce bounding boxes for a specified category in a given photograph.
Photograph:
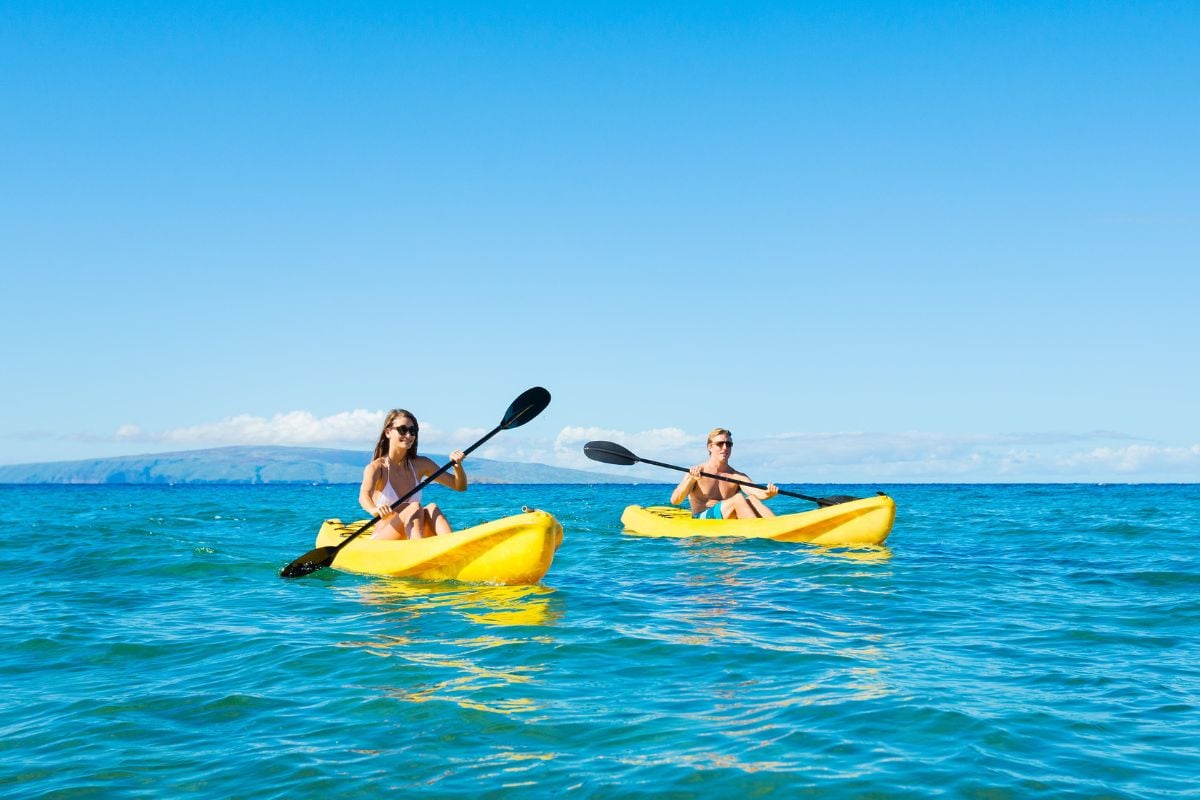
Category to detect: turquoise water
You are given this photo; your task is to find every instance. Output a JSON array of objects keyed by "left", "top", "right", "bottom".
[{"left": 2, "top": 483, "right": 1198, "bottom": 798}]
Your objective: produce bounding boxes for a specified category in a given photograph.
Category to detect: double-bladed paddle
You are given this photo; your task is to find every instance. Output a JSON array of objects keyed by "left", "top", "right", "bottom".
[
  {"left": 280, "top": 387, "right": 552, "bottom": 579},
  {"left": 582, "top": 440, "right": 859, "bottom": 508}
]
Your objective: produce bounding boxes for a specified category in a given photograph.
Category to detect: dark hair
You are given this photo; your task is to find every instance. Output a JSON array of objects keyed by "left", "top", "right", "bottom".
[{"left": 373, "top": 409, "right": 419, "bottom": 462}]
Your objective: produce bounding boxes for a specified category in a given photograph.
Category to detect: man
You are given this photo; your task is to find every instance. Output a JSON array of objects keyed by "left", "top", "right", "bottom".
[{"left": 670, "top": 428, "right": 778, "bottom": 519}]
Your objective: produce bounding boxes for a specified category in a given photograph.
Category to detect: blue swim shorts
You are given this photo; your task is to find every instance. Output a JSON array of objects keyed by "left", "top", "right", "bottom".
[{"left": 693, "top": 503, "right": 724, "bottom": 520}]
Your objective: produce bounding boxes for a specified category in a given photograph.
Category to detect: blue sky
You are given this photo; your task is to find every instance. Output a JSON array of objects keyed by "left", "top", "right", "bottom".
[{"left": 2, "top": 1, "right": 1197, "bottom": 482}]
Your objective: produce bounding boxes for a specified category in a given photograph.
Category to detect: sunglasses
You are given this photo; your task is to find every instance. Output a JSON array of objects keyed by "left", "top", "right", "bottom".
[
  {"left": 711, "top": 440, "right": 733, "bottom": 448},
  {"left": 389, "top": 424, "right": 419, "bottom": 436}
]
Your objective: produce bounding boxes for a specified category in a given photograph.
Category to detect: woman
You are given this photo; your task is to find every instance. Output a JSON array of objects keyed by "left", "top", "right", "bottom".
[{"left": 358, "top": 409, "right": 467, "bottom": 540}]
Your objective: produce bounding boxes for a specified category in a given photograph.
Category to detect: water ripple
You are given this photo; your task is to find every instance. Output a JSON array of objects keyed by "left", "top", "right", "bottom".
[{"left": 2, "top": 483, "right": 1198, "bottom": 798}]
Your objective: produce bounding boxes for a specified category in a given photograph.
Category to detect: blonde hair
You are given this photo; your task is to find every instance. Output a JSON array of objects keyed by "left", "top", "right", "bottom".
[
  {"left": 372, "top": 409, "right": 419, "bottom": 461},
  {"left": 706, "top": 428, "right": 732, "bottom": 446}
]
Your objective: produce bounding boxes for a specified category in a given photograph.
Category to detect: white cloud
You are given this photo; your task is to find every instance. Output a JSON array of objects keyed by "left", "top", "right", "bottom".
[
  {"left": 546, "top": 427, "right": 1200, "bottom": 483},
  {"left": 114, "top": 424, "right": 141, "bottom": 439},
  {"left": 552, "top": 425, "right": 698, "bottom": 474},
  {"left": 554, "top": 425, "right": 695, "bottom": 453},
  {"left": 153, "top": 410, "right": 385, "bottom": 446},
  {"left": 447, "top": 427, "right": 489, "bottom": 445},
  {"left": 739, "top": 431, "right": 1200, "bottom": 482},
  {"left": 105, "top": 410, "right": 399, "bottom": 449},
  {"left": 1059, "top": 444, "right": 1200, "bottom": 474},
  {"left": 106, "top": 416, "right": 530, "bottom": 457},
  {"left": 45, "top": 413, "right": 1200, "bottom": 482}
]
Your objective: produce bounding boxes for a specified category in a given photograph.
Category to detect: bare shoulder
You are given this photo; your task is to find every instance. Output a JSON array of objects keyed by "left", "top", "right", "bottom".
[{"left": 413, "top": 455, "right": 439, "bottom": 475}]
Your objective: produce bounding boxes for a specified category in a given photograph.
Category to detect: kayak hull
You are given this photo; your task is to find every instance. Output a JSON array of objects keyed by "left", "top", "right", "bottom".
[
  {"left": 316, "top": 509, "right": 563, "bottom": 584},
  {"left": 620, "top": 494, "right": 895, "bottom": 546}
]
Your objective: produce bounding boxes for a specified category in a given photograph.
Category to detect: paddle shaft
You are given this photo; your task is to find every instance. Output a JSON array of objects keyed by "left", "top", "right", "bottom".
[
  {"left": 633, "top": 454, "right": 839, "bottom": 508},
  {"left": 330, "top": 422, "right": 506, "bottom": 555}
]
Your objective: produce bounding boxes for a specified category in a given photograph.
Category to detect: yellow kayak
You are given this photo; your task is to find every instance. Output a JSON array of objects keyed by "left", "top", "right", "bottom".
[
  {"left": 620, "top": 494, "right": 895, "bottom": 546},
  {"left": 314, "top": 509, "right": 563, "bottom": 584}
]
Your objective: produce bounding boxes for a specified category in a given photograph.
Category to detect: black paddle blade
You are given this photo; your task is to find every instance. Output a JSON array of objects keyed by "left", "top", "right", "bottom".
[
  {"left": 809, "top": 494, "right": 863, "bottom": 508},
  {"left": 583, "top": 440, "right": 638, "bottom": 466},
  {"left": 279, "top": 546, "right": 338, "bottom": 579},
  {"left": 501, "top": 387, "right": 551, "bottom": 430}
]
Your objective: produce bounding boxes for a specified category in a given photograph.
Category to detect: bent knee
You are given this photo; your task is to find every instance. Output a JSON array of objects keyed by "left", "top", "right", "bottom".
[{"left": 725, "top": 496, "right": 752, "bottom": 516}]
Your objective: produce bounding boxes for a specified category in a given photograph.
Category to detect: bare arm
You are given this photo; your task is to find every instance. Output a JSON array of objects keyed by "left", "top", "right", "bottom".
[
  {"left": 358, "top": 461, "right": 383, "bottom": 515},
  {"left": 670, "top": 465, "right": 703, "bottom": 505},
  {"left": 735, "top": 471, "right": 778, "bottom": 501},
  {"left": 420, "top": 452, "right": 468, "bottom": 492}
]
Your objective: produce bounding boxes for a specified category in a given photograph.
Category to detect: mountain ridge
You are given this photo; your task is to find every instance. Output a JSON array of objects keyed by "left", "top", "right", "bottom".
[{"left": 0, "top": 445, "right": 642, "bottom": 485}]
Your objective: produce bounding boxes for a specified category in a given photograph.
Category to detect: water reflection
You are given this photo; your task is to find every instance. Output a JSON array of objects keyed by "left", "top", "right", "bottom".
[
  {"left": 676, "top": 538, "right": 893, "bottom": 565},
  {"left": 336, "top": 580, "right": 562, "bottom": 716},
  {"left": 350, "top": 581, "right": 563, "bottom": 628},
  {"left": 819, "top": 544, "right": 893, "bottom": 563},
  {"left": 625, "top": 538, "right": 898, "bottom": 716}
]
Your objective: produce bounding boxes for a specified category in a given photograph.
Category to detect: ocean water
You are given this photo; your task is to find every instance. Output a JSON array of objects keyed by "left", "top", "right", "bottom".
[{"left": 2, "top": 482, "right": 1197, "bottom": 799}]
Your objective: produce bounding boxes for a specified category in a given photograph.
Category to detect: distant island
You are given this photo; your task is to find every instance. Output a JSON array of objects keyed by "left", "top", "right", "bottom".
[{"left": 0, "top": 445, "right": 642, "bottom": 485}]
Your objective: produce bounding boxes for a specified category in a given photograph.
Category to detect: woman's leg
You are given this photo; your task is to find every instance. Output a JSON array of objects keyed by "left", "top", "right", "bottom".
[
  {"left": 422, "top": 502, "right": 453, "bottom": 536},
  {"left": 369, "top": 503, "right": 425, "bottom": 539},
  {"left": 370, "top": 510, "right": 407, "bottom": 540},
  {"left": 399, "top": 503, "right": 425, "bottom": 539}
]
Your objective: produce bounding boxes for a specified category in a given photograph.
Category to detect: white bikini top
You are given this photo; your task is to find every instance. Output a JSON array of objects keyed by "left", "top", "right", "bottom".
[{"left": 378, "top": 458, "right": 420, "bottom": 506}]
